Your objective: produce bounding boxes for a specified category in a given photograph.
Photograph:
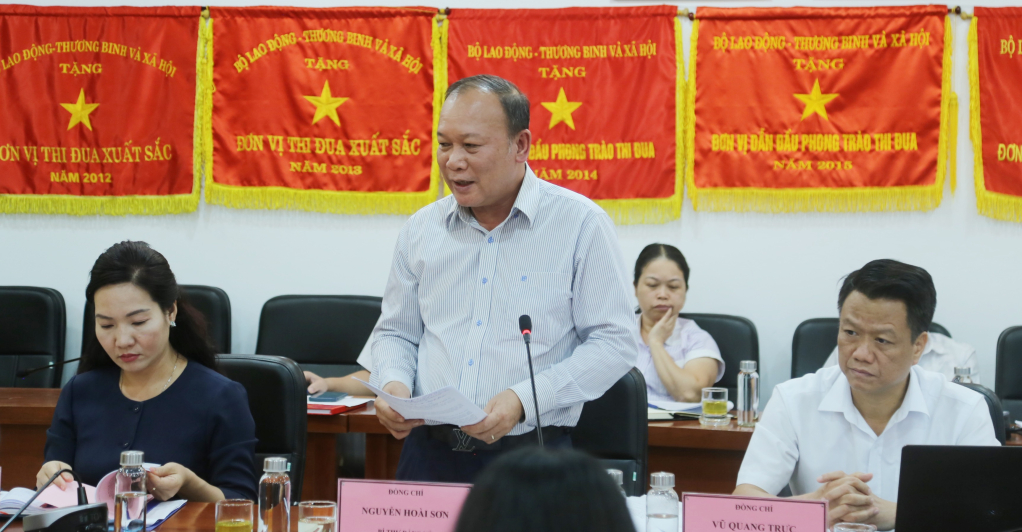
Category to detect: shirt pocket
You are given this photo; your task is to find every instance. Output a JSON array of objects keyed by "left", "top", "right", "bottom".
[{"left": 516, "top": 271, "right": 573, "bottom": 350}]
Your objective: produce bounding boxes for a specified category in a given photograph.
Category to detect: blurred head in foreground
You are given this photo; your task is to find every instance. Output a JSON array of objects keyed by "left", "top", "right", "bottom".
[{"left": 454, "top": 447, "right": 636, "bottom": 532}]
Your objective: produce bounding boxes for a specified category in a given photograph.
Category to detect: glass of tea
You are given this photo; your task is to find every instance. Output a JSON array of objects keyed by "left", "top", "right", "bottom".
[
  {"left": 700, "top": 387, "right": 729, "bottom": 427},
  {"left": 215, "top": 500, "right": 253, "bottom": 532}
]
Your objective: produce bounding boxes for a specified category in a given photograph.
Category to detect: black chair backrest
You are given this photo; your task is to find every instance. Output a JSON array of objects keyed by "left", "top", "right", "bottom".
[
  {"left": 791, "top": 318, "right": 951, "bottom": 379},
  {"left": 0, "top": 287, "right": 66, "bottom": 388},
  {"left": 680, "top": 313, "right": 759, "bottom": 399},
  {"left": 180, "top": 286, "right": 231, "bottom": 353},
  {"left": 83, "top": 285, "right": 232, "bottom": 355},
  {"left": 256, "top": 295, "right": 381, "bottom": 378},
  {"left": 573, "top": 368, "right": 648, "bottom": 496},
  {"left": 218, "top": 354, "right": 308, "bottom": 502},
  {"left": 957, "top": 382, "right": 1007, "bottom": 445},
  {"left": 995, "top": 326, "right": 1022, "bottom": 422}
]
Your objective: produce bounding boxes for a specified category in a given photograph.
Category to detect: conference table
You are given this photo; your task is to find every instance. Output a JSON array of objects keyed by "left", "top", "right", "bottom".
[
  {"left": 0, "top": 388, "right": 751, "bottom": 499},
  {"left": 3, "top": 502, "right": 226, "bottom": 532},
  {"left": 305, "top": 402, "right": 754, "bottom": 500},
  {"left": 4, "top": 387, "right": 1019, "bottom": 504}
]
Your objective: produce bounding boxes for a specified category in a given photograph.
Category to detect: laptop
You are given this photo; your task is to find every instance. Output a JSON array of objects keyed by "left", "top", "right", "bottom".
[{"left": 896, "top": 445, "right": 1022, "bottom": 532}]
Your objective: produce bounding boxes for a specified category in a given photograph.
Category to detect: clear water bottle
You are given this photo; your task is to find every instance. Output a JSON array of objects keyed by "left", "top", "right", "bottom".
[
  {"left": 952, "top": 367, "right": 973, "bottom": 384},
  {"left": 258, "top": 457, "right": 291, "bottom": 532},
  {"left": 737, "top": 360, "right": 760, "bottom": 428},
  {"left": 114, "top": 451, "right": 147, "bottom": 532},
  {"left": 606, "top": 469, "right": 626, "bottom": 497},
  {"left": 646, "top": 472, "right": 679, "bottom": 532}
]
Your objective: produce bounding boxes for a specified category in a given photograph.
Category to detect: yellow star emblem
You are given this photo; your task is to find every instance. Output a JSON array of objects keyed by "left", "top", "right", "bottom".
[
  {"left": 541, "top": 87, "right": 583, "bottom": 130},
  {"left": 793, "top": 79, "right": 839, "bottom": 121},
  {"left": 303, "top": 81, "right": 348, "bottom": 126},
  {"left": 60, "top": 89, "right": 100, "bottom": 131}
]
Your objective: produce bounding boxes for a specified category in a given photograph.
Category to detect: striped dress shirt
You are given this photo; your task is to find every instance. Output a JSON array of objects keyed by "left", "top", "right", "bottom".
[{"left": 370, "top": 166, "right": 637, "bottom": 435}]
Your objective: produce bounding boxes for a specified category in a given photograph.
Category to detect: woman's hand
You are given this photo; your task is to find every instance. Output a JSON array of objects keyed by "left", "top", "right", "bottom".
[
  {"left": 647, "top": 307, "right": 676, "bottom": 347},
  {"left": 147, "top": 463, "right": 190, "bottom": 501},
  {"left": 305, "top": 371, "right": 328, "bottom": 395},
  {"left": 36, "top": 461, "right": 74, "bottom": 490},
  {"left": 147, "top": 463, "right": 225, "bottom": 502}
]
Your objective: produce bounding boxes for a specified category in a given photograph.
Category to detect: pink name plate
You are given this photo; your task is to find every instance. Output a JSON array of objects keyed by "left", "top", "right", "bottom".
[
  {"left": 683, "top": 493, "right": 827, "bottom": 532},
  {"left": 338, "top": 478, "right": 471, "bottom": 532}
]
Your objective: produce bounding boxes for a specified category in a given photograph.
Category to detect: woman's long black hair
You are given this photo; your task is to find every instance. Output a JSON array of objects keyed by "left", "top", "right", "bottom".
[{"left": 78, "top": 241, "right": 217, "bottom": 373}]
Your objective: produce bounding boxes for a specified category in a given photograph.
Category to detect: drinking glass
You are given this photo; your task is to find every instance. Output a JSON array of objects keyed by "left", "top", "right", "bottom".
[
  {"left": 298, "top": 501, "right": 337, "bottom": 532},
  {"left": 700, "top": 387, "right": 729, "bottom": 427},
  {"left": 215, "top": 500, "right": 253, "bottom": 532}
]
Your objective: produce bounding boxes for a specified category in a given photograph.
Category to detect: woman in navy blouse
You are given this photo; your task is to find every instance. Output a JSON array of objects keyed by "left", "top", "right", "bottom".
[{"left": 38, "top": 241, "right": 257, "bottom": 501}]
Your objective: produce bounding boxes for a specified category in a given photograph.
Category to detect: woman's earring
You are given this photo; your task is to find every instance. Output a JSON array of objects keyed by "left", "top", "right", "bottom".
[{"left": 170, "top": 321, "right": 177, "bottom": 327}]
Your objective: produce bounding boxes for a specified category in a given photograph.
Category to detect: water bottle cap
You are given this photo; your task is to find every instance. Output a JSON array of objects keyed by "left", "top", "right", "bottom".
[
  {"left": 263, "top": 457, "right": 289, "bottom": 473},
  {"left": 740, "top": 360, "right": 757, "bottom": 372},
  {"left": 120, "top": 450, "right": 144, "bottom": 467},
  {"left": 650, "top": 471, "right": 675, "bottom": 488},
  {"left": 606, "top": 469, "right": 623, "bottom": 485},
  {"left": 954, "top": 367, "right": 970, "bottom": 375}
]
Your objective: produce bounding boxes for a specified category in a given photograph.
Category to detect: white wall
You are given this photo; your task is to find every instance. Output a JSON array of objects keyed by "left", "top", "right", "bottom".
[{"left": 3, "top": 0, "right": 1020, "bottom": 403}]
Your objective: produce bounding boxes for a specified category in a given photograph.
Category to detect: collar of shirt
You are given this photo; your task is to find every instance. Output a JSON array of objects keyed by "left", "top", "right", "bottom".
[
  {"left": 817, "top": 366, "right": 930, "bottom": 437},
  {"left": 444, "top": 166, "right": 541, "bottom": 233}
]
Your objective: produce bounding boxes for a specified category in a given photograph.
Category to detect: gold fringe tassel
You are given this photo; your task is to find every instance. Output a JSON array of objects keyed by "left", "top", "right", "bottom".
[
  {"left": 684, "top": 19, "right": 699, "bottom": 210},
  {"left": 949, "top": 92, "right": 958, "bottom": 193},
  {"left": 969, "top": 15, "right": 1022, "bottom": 222},
  {"left": 683, "top": 16, "right": 952, "bottom": 213},
  {"left": 934, "top": 15, "right": 953, "bottom": 200},
  {"left": 595, "top": 14, "right": 684, "bottom": 225},
  {"left": 433, "top": 14, "right": 448, "bottom": 201},
  {"left": 0, "top": 15, "right": 206, "bottom": 216},
  {"left": 202, "top": 13, "right": 440, "bottom": 215}
]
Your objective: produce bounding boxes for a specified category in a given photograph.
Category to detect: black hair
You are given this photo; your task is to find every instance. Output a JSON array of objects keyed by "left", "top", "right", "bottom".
[
  {"left": 78, "top": 241, "right": 217, "bottom": 373},
  {"left": 445, "top": 74, "right": 530, "bottom": 139},
  {"left": 837, "top": 259, "right": 936, "bottom": 340},
  {"left": 634, "top": 243, "right": 690, "bottom": 287},
  {"left": 454, "top": 447, "right": 636, "bottom": 532}
]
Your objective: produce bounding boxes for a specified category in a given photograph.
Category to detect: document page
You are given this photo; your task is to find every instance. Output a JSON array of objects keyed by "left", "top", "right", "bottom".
[{"left": 358, "top": 379, "right": 487, "bottom": 426}]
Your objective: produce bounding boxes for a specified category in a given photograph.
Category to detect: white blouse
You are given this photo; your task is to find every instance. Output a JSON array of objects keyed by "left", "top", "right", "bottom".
[{"left": 636, "top": 315, "right": 725, "bottom": 404}]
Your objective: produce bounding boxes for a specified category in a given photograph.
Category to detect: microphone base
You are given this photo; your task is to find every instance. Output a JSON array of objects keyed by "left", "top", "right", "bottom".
[{"left": 23, "top": 503, "right": 107, "bottom": 532}]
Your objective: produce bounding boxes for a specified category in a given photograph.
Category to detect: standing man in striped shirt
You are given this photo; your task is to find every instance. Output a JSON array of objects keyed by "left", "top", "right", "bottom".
[{"left": 369, "top": 74, "right": 637, "bottom": 483}]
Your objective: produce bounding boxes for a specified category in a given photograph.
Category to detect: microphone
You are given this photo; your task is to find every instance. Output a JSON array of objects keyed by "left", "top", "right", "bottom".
[
  {"left": 519, "top": 315, "right": 543, "bottom": 447},
  {"left": 0, "top": 468, "right": 92, "bottom": 532},
  {"left": 17, "top": 358, "right": 81, "bottom": 379}
]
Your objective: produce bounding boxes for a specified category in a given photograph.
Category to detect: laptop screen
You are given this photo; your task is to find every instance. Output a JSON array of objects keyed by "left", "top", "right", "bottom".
[{"left": 896, "top": 445, "right": 1022, "bottom": 532}]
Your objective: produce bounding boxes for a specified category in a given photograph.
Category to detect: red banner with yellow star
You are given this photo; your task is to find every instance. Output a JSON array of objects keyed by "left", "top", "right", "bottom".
[
  {"left": 205, "top": 7, "right": 441, "bottom": 214},
  {"left": 969, "top": 8, "right": 1022, "bottom": 223},
  {"left": 0, "top": 6, "right": 200, "bottom": 215},
  {"left": 688, "top": 6, "right": 952, "bottom": 213},
  {"left": 447, "top": 7, "right": 682, "bottom": 224}
]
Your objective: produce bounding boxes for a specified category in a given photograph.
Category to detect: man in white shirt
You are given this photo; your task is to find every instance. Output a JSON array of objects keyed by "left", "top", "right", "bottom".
[
  {"left": 735, "top": 259, "right": 999, "bottom": 530},
  {"left": 823, "top": 331, "right": 979, "bottom": 383},
  {"left": 370, "top": 75, "right": 636, "bottom": 483}
]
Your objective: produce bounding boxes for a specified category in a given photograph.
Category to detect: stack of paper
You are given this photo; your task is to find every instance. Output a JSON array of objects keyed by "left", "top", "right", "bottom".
[
  {"left": 0, "top": 487, "right": 48, "bottom": 516},
  {"left": 647, "top": 400, "right": 735, "bottom": 421},
  {"left": 358, "top": 380, "right": 487, "bottom": 426},
  {"left": 307, "top": 397, "right": 374, "bottom": 415}
]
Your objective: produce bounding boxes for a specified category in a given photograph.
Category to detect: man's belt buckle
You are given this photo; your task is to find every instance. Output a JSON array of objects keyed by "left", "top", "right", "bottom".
[{"left": 451, "top": 428, "right": 476, "bottom": 452}]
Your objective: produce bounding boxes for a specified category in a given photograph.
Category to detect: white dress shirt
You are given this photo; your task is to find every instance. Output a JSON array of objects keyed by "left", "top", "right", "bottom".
[
  {"left": 637, "top": 315, "right": 725, "bottom": 403},
  {"left": 736, "top": 365, "right": 999, "bottom": 501},
  {"left": 823, "top": 332, "right": 979, "bottom": 383},
  {"left": 356, "top": 333, "right": 373, "bottom": 371},
  {"left": 370, "top": 166, "right": 637, "bottom": 435}
]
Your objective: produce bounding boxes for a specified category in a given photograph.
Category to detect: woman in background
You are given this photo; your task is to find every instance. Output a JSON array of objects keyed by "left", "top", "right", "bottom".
[
  {"left": 38, "top": 241, "right": 257, "bottom": 501},
  {"left": 454, "top": 447, "right": 636, "bottom": 532},
  {"left": 634, "top": 243, "right": 724, "bottom": 403}
]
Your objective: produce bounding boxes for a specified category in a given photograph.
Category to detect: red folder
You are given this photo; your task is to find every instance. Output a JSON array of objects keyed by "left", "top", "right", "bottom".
[{"left": 307, "top": 401, "right": 371, "bottom": 415}]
